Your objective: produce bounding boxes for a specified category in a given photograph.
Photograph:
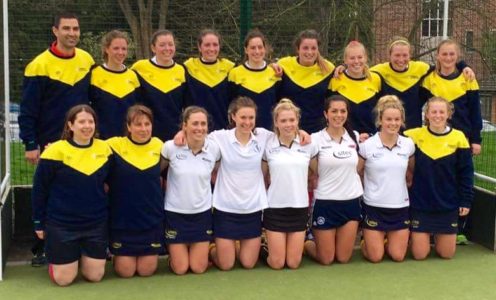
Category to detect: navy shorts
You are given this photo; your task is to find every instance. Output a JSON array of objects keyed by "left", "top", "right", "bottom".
[
  {"left": 45, "top": 221, "right": 108, "bottom": 265},
  {"left": 361, "top": 203, "right": 410, "bottom": 232},
  {"left": 410, "top": 209, "right": 459, "bottom": 234},
  {"left": 110, "top": 224, "right": 165, "bottom": 256},
  {"left": 213, "top": 209, "right": 262, "bottom": 240},
  {"left": 165, "top": 209, "right": 213, "bottom": 244},
  {"left": 312, "top": 198, "right": 361, "bottom": 230},
  {"left": 263, "top": 207, "right": 308, "bottom": 232}
]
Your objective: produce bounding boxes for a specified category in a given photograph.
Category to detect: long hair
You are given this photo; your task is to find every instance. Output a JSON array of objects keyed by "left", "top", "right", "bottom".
[
  {"left": 60, "top": 104, "right": 98, "bottom": 140},
  {"left": 324, "top": 95, "right": 358, "bottom": 147},
  {"left": 272, "top": 98, "right": 301, "bottom": 137},
  {"left": 294, "top": 29, "right": 330, "bottom": 74}
]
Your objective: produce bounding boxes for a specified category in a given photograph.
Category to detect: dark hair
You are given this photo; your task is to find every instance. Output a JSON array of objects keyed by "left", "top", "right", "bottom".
[
  {"left": 293, "top": 29, "right": 330, "bottom": 74},
  {"left": 227, "top": 96, "right": 257, "bottom": 129},
  {"left": 125, "top": 105, "right": 153, "bottom": 136},
  {"left": 101, "top": 30, "right": 129, "bottom": 63},
  {"left": 151, "top": 29, "right": 175, "bottom": 47},
  {"left": 197, "top": 29, "right": 221, "bottom": 48},
  {"left": 243, "top": 29, "right": 272, "bottom": 62},
  {"left": 61, "top": 104, "right": 97, "bottom": 140},
  {"left": 324, "top": 95, "right": 358, "bottom": 148},
  {"left": 53, "top": 12, "right": 79, "bottom": 28}
]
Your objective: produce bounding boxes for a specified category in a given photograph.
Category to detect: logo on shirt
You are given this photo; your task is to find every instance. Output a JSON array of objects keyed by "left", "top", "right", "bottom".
[
  {"left": 253, "top": 144, "right": 261, "bottom": 153},
  {"left": 396, "top": 153, "right": 408, "bottom": 159},
  {"left": 202, "top": 157, "right": 212, "bottom": 163},
  {"left": 268, "top": 148, "right": 280, "bottom": 154},
  {"left": 372, "top": 152, "right": 384, "bottom": 159},
  {"left": 321, "top": 145, "right": 332, "bottom": 150},
  {"left": 297, "top": 149, "right": 307, "bottom": 154},
  {"left": 333, "top": 150, "right": 352, "bottom": 159},
  {"left": 176, "top": 153, "right": 187, "bottom": 160}
]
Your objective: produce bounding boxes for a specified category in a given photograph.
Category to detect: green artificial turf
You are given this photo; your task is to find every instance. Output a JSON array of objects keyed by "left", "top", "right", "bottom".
[{"left": 1, "top": 244, "right": 496, "bottom": 300}]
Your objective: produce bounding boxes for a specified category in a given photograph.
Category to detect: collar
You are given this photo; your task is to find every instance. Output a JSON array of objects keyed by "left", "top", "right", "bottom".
[
  {"left": 269, "top": 134, "right": 300, "bottom": 148},
  {"left": 372, "top": 133, "right": 402, "bottom": 150},
  {"left": 49, "top": 41, "right": 75, "bottom": 58},
  {"left": 228, "top": 128, "right": 256, "bottom": 145},
  {"left": 322, "top": 128, "right": 352, "bottom": 143},
  {"left": 180, "top": 139, "right": 211, "bottom": 154}
]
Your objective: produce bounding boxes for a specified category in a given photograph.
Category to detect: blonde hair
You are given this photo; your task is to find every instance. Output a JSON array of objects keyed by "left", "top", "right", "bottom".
[
  {"left": 272, "top": 98, "right": 301, "bottom": 137},
  {"left": 423, "top": 97, "right": 454, "bottom": 127},
  {"left": 294, "top": 29, "right": 330, "bottom": 74},
  {"left": 374, "top": 95, "right": 405, "bottom": 128},
  {"left": 344, "top": 40, "right": 371, "bottom": 79},
  {"left": 388, "top": 36, "right": 411, "bottom": 55},
  {"left": 435, "top": 39, "right": 460, "bottom": 74}
]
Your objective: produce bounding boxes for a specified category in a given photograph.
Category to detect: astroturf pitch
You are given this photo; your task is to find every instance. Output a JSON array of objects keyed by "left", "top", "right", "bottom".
[{"left": 1, "top": 244, "right": 495, "bottom": 300}]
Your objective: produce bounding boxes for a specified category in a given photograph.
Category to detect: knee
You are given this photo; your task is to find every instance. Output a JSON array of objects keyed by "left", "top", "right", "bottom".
[
  {"left": 82, "top": 269, "right": 105, "bottom": 282},
  {"left": 335, "top": 253, "right": 351, "bottom": 264},
  {"left": 268, "top": 256, "right": 285, "bottom": 270},
  {"left": 170, "top": 262, "right": 189, "bottom": 275},
  {"left": 190, "top": 262, "right": 208, "bottom": 274},
  {"left": 389, "top": 252, "right": 406, "bottom": 262},
  {"left": 365, "top": 252, "right": 384, "bottom": 263},
  {"left": 286, "top": 257, "right": 302, "bottom": 269},
  {"left": 412, "top": 250, "right": 429, "bottom": 260},
  {"left": 240, "top": 259, "right": 257, "bottom": 270},
  {"left": 318, "top": 256, "right": 334, "bottom": 266},
  {"left": 436, "top": 249, "right": 455, "bottom": 259},
  {"left": 216, "top": 260, "right": 235, "bottom": 271},
  {"left": 136, "top": 265, "right": 157, "bottom": 277},
  {"left": 51, "top": 274, "right": 76, "bottom": 287}
]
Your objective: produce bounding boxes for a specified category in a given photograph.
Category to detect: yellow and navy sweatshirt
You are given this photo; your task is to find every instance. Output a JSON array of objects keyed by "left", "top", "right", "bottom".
[
  {"left": 184, "top": 57, "right": 235, "bottom": 130},
  {"left": 19, "top": 48, "right": 94, "bottom": 150},
  {"left": 278, "top": 56, "right": 335, "bottom": 133},
  {"left": 420, "top": 71, "right": 482, "bottom": 144},
  {"left": 106, "top": 136, "right": 164, "bottom": 230},
  {"left": 330, "top": 71, "right": 383, "bottom": 135},
  {"left": 131, "top": 59, "right": 187, "bottom": 141},
  {"left": 228, "top": 63, "right": 281, "bottom": 130},
  {"left": 90, "top": 65, "right": 141, "bottom": 139},
  {"left": 31, "top": 138, "right": 112, "bottom": 231},
  {"left": 404, "top": 126, "right": 474, "bottom": 211}
]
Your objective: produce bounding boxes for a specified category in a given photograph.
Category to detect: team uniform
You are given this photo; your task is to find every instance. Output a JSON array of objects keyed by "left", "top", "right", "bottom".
[
  {"left": 184, "top": 58, "right": 235, "bottom": 130},
  {"left": 358, "top": 133, "right": 415, "bottom": 231},
  {"left": 311, "top": 129, "right": 363, "bottom": 229},
  {"left": 90, "top": 66, "right": 141, "bottom": 139},
  {"left": 210, "top": 128, "right": 271, "bottom": 239},
  {"left": 278, "top": 56, "right": 335, "bottom": 133},
  {"left": 106, "top": 136, "right": 164, "bottom": 256},
  {"left": 263, "top": 135, "right": 318, "bottom": 232},
  {"left": 19, "top": 47, "right": 94, "bottom": 151},
  {"left": 131, "top": 59, "right": 187, "bottom": 141},
  {"left": 162, "top": 139, "right": 220, "bottom": 243},
  {"left": 31, "top": 138, "right": 112, "bottom": 264},
  {"left": 371, "top": 61, "right": 431, "bottom": 129},
  {"left": 404, "top": 126, "right": 474, "bottom": 234},
  {"left": 420, "top": 72, "right": 483, "bottom": 144},
  {"left": 330, "top": 72, "right": 383, "bottom": 136},
  {"left": 228, "top": 62, "right": 281, "bottom": 129}
]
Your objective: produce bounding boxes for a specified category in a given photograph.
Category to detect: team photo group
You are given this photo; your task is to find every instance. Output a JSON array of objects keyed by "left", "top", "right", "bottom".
[{"left": 19, "top": 12, "right": 482, "bottom": 286}]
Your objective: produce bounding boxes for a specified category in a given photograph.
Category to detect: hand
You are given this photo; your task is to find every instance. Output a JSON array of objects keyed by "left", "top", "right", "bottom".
[
  {"left": 35, "top": 230, "right": 45, "bottom": 240},
  {"left": 462, "top": 67, "right": 475, "bottom": 81},
  {"left": 173, "top": 130, "right": 186, "bottom": 146},
  {"left": 270, "top": 63, "right": 283, "bottom": 77},
  {"left": 333, "top": 64, "right": 346, "bottom": 78},
  {"left": 299, "top": 130, "right": 311, "bottom": 145},
  {"left": 471, "top": 143, "right": 481, "bottom": 156},
  {"left": 25, "top": 149, "right": 40, "bottom": 165},
  {"left": 359, "top": 133, "right": 370, "bottom": 143},
  {"left": 459, "top": 207, "right": 470, "bottom": 216}
]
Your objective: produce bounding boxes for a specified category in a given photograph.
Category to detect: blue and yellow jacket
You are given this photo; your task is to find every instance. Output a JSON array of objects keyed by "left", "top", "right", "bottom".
[
  {"left": 420, "top": 71, "right": 482, "bottom": 144},
  {"left": 106, "top": 136, "right": 164, "bottom": 230},
  {"left": 278, "top": 56, "right": 335, "bottom": 133},
  {"left": 330, "top": 71, "right": 383, "bottom": 135},
  {"left": 184, "top": 57, "right": 235, "bottom": 130},
  {"left": 131, "top": 59, "right": 187, "bottom": 140},
  {"left": 19, "top": 48, "right": 94, "bottom": 150},
  {"left": 404, "top": 126, "right": 474, "bottom": 211},
  {"left": 228, "top": 63, "right": 281, "bottom": 130},
  {"left": 32, "top": 138, "right": 112, "bottom": 230},
  {"left": 90, "top": 65, "right": 141, "bottom": 139}
]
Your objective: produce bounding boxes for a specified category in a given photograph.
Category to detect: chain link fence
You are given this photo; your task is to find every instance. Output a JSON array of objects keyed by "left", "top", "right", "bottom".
[{"left": 6, "top": 0, "right": 496, "bottom": 190}]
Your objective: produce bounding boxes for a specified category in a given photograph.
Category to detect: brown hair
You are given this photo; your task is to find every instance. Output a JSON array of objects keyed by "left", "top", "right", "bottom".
[
  {"left": 423, "top": 97, "right": 454, "bottom": 127},
  {"left": 61, "top": 104, "right": 98, "bottom": 140},
  {"left": 101, "top": 30, "right": 129, "bottom": 63},
  {"left": 182, "top": 106, "right": 209, "bottom": 128},
  {"left": 197, "top": 28, "right": 221, "bottom": 57},
  {"left": 243, "top": 29, "right": 272, "bottom": 62},
  {"left": 125, "top": 105, "right": 153, "bottom": 136},
  {"left": 227, "top": 96, "right": 257, "bottom": 129},
  {"left": 151, "top": 29, "right": 175, "bottom": 46},
  {"left": 294, "top": 29, "right": 330, "bottom": 74},
  {"left": 272, "top": 98, "right": 300, "bottom": 137},
  {"left": 374, "top": 95, "right": 405, "bottom": 128}
]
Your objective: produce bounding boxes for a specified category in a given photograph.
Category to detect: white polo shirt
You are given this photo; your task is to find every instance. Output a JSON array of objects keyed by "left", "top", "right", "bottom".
[
  {"left": 312, "top": 129, "right": 363, "bottom": 201},
  {"left": 210, "top": 128, "right": 271, "bottom": 213},
  {"left": 359, "top": 133, "right": 415, "bottom": 208},
  {"left": 162, "top": 139, "right": 221, "bottom": 214},
  {"left": 264, "top": 135, "right": 318, "bottom": 208}
]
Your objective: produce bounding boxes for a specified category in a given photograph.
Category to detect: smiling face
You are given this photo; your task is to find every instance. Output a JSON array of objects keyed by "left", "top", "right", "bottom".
[
  {"left": 425, "top": 100, "right": 451, "bottom": 131},
  {"left": 199, "top": 33, "right": 220, "bottom": 62},
  {"left": 379, "top": 108, "right": 403, "bottom": 135},
  {"left": 52, "top": 18, "right": 80, "bottom": 53},
  {"left": 297, "top": 38, "right": 319, "bottom": 67},
  {"left": 105, "top": 37, "right": 128, "bottom": 67},
  {"left": 68, "top": 111, "right": 95, "bottom": 145},
  {"left": 127, "top": 114, "right": 152, "bottom": 143},
  {"left": 183, "top": 111, "right": 208, "bottom": 144},
  {"left": 151, "top": 34, "right": 176, "bottom": 66},
  {"left": 245, "top": 37, "right": 266, "bottom": 66},
  {"left": 437, "top": 42, "right": 459, "bottom": 73},
  {"left": 344, "top": 44, "right": 367, "bottom": 77},
  {"left": 275, "top": 109, "right": 298, "bottom": 139},
  {"left": 325, "top": 100, "right": 348, "bottom": 130},
  {"left": 231, "top": 107, "right": 256, "bottom": 135},
  {"left": 390, "top": 44, "right": 411, "bottom": 71}
]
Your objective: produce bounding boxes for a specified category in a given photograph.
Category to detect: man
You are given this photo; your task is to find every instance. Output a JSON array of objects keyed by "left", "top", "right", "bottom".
[{"left": 18, "top": 12, "right": 94, "bottom": 266}]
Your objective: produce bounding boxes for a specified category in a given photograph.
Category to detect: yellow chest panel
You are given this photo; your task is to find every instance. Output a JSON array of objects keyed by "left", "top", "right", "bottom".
[
  {"left": 107, "top": 137, "right": 162, "bottom": 170},
  {"left": 279, "top": 56, "right": 334, "bottom": 88},
  {"left": 132, "top": 60, "right": 186, "bottom": 93},
  {"left": 184, "top": 58, "right": 234, "bottom": 88},
  {"left": 91, "top": 66, "right": 140, "bottom": 98}
]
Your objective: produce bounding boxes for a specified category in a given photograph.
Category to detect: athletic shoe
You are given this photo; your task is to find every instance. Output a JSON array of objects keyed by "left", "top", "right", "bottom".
[
  {"left": 31, "top": 253, "right": 47, "bottom": 267},
  {"left": 456, "top": 234, "right": 468, "bottom": 245}
]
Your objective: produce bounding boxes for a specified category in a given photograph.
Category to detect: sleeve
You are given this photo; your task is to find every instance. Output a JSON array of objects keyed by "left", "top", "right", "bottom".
[
  {"left": 227, "top": 76, "right": 239, "bottom": 103},
  {"left": 467, "top": 89, "right": 483, "bottom": 144},
  {"left": 358, "top": 142, "right": 367, "bottom": 159},
  {"left": 161, "top": 141, "right": 172, "bottom": 160},
  {"left": 456, "top": 60, "right": 468, "bottom": 72},
  {"left": 31, "top": 159, "right": 57, "bottom": 230},
  {"left": 18, "top": 75, "right": 46, "bottom": 150},
  {"left": 456, "top": 146, "right": 474, "bottom": 208}
]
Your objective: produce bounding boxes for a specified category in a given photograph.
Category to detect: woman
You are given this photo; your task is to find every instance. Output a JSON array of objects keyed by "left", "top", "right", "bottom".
[
  {"left": 260, "top": 99, "right": 317, "bottom": 269},
  {"left": 304, "top": 95, "right": 362, "bottom": 265},
  {"left": 228, "top": 29, "right": 281, "bottom": 130},
  {"left": 277, "top": 29, "right": 335, "bottom": 133},
  {"left": 420, "top": 39, "right": 482, "bottom": 155},
  {"left": 357, "top": 95, "right": 415, "bottom": 263},
  {"left": 330, "top": 41, "right": 382, "bottom": 142},
  {"left": 90, "top": 30, "right": 140, "bottom": 139},
  {"left": 32, "top": 104, "right": 112, "bottom": 286},
  {"left": 106, "top": 105, "right": 164, "bottom": 277},
  {"left": 162, "top": 106, "right": 220, "bottom": 275},
  {"left": 131, "top": 30, "right": 187, "bottom": 141},
  {"left": 184, "top": 29, "right": 235, "bottom": 130},
  {"left": 404, "top": 97, "right": 473, "bottom": 259}
]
